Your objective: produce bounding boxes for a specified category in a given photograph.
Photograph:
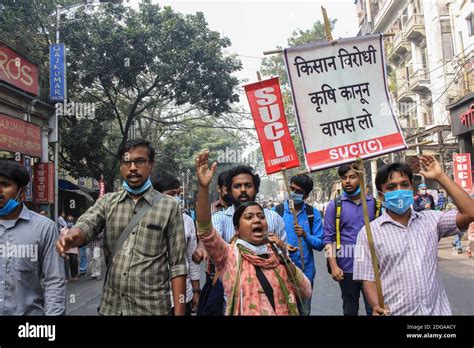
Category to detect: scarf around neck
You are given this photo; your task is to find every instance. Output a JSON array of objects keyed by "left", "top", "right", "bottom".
[{"left": 226, "top": 243, "right": 299, "bottom": 316}]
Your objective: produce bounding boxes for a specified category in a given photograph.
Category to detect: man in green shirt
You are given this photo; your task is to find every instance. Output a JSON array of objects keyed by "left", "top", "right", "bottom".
[{"left": 56, "top": 139, "right": 187, "bottom": 315}]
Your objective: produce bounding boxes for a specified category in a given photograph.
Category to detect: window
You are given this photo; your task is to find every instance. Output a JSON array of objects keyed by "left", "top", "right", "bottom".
[
  {"left": 467, "top": 13, "right": 473, "bottom": 36},
  {"left": 421, "top": 47, "right": 428, "bottom": 70},
  {"left": 440, "top": 20, "right": 454, "bottom": 60}
]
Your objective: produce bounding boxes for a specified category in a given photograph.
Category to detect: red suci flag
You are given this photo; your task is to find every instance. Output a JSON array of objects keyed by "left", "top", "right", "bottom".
[{"left": 244, "top": 77, "right": 300, "bottom": 175}]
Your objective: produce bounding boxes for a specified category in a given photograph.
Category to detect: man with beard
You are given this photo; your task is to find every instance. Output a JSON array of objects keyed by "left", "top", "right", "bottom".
[
  {"left": 56, "top": 138, "right": 187, "bottom": 315},
  {"left": 274, "top": 174, "right": 324, "bottom": 315},
  {"left": 210, "top": 170, "right": 233, "bottom": 215},
  {"left": 194, "top": 165, "right": 287, "bottom": 258},
  {"left": 323, "top": 164, "right": 382, "bottom": 316},
  {"left": 211, "top": 165, "right": 286, "bottom": 244}
]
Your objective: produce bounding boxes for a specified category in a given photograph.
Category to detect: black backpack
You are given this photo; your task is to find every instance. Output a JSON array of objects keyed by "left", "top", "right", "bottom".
[{"left": 196, "top": 275, "right": 225, "bottom": 316}]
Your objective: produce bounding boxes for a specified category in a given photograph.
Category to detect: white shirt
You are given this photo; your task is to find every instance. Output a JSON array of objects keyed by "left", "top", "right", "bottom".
[
  {"left": 171, "top": 213, "right": 200, "bottom": 306},
  {"left": 354, "top": 209, "right": 460, "bottom": 315}
]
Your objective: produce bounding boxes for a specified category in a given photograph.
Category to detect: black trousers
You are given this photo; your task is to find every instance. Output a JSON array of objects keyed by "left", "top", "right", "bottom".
[
  {"left": 339, "top": 273, "right": 372, "bottom": 316},
  {"left": 65, "top": 253, "right": 79, "bottom": 279}
]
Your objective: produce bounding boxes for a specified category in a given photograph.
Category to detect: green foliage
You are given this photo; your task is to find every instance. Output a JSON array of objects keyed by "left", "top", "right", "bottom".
[
  {"left": 0, "top": 2, "right": 243, "bottom": 184},
  {"left": 259, "top": 18, "right": 338, "bottom": 200}
]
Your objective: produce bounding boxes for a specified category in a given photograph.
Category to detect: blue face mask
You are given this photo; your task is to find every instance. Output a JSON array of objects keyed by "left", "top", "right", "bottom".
[
  {"left": 289, "top": 192, "right": 304, "bottom": 205},
  {"left": 343, "top": 186, "right": 361, "bottom": 197},
  {"left": 122, "top": 177, "right": 152, "bottom": 195},
  {"left": 173, "top": 194, "right": 182, "bottom": 205},
  {"left": 0, "top": 189, "right": 22, "bottom": 217},
  {"left": 382, "top": 189, "right": 414, "bottom": 215}
]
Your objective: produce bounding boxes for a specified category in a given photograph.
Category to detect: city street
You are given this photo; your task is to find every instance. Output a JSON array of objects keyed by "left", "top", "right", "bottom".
[{"left": 66, "top": 238, "right": 474, "bottom": 316}]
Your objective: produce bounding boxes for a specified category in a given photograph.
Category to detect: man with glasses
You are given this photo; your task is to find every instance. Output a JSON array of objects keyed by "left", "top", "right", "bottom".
[{"left": 56, "top": 138, "right": 187, "bottom": 315}]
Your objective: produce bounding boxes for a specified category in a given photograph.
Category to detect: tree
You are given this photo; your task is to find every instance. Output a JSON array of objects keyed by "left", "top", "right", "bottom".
[
  {"left": 0, "top": 1, "right": 243, "bottom": 186},
  {"left": 260, "top": 19, "right": 339, "bottom": 200},
  {"left": 60, "top": 2, "right": 241, "bottom": 181}
]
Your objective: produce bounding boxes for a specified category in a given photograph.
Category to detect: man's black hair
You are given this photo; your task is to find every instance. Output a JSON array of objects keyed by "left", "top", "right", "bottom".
[
  {"left": 0, "top": 159, "right": 29, "bottom": 188},
  {"left": 118, "top": 138, "right": 155, "bottom": 162},
  {"left": 225, "top": 165, "right": 260, "bottom": 193},
  {"left": 338, "top": 164, "right": 356, "bottom": 177},
  {"left": 375, "top": 162, "right": 413, "bottom": 191},
  {"left": 217, "top": 170, "right": 229, "bottom": 188},
  {"left": 290, "top": 174, "right": 314, "bottom": 196},
  {"left": 152, "top": 171, "right": 181, "bottom": 193},
  {"left": 233, "top": 201, "right": 264, "bottom": 228}
]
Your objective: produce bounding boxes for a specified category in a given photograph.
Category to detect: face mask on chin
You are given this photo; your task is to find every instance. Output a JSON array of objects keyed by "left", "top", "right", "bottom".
[
  {"left": 382, "top": 189, "right": 414, "bottom": 215},
  {"left": 342, "top": 186, "right": 361, "bottom": 197},
  {"left": 0, "top": 188, "right": 23, "bottom": 217}
]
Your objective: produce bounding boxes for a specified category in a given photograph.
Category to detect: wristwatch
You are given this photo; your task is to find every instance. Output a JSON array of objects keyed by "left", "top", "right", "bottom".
[{"left": 192, "top": 288, "right": 201, "bottom": 294}]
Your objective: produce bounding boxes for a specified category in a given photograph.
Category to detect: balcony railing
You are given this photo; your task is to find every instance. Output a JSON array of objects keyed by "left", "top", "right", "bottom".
[
  {"left": 409, "top": 68, "right": 431, "bottom": 93},
  {"left": 397, "top": 80, "right": 416, "bottom": 102},
  {"left": 405, "top": 14, "right": 425, "bottom": 41}
]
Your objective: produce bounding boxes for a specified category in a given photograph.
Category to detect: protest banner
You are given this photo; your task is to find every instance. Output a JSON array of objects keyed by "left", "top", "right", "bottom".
[
  {"left": 244, "top": 77, "right": 300, "bottom": 174},
  {"left": 283, "top": 33, "right": 407, "bottom": 172},
  {"left": 245, "top": 76, "right": 304, "bottom": 268},
  {"left": 453, "top": 153, "right": 473, "bottom": 194}
]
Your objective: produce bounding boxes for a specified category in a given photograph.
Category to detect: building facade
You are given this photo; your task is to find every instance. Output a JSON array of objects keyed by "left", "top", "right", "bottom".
[
  {"left": 0, "top": 42, "right": 54, "bottom": 212},
  {"left": 356, "top": 0, "right": 472, "bottom": 178}
]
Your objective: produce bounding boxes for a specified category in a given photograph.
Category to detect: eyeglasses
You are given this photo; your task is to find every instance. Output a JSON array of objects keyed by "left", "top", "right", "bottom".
[{"left": 120, "top": 159, "right": 149, "bottom": 168}]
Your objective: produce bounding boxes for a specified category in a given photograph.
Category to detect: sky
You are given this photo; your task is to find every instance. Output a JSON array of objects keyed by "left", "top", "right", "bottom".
[
  {"left": 153, "top": 0, "right": 360, "bottom": 84},
  {"left": 130, "top": 0, "right": 361, "bottom": 158}
]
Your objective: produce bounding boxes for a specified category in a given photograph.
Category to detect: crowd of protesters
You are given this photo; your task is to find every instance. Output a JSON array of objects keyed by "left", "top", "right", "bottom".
[{"left": 1, "top": 138, "right": 473, "bottom": 316}]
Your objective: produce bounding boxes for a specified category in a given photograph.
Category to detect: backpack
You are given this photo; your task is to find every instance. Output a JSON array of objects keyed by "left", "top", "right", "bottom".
[
  {"left": 196, "top": 274, "right": 225, "bottom": 316},
  {"left": 334, "top": 196, "right": 382, "bottom": 250},
  {"left": 327, "top": 196, "right": 382, "bottom": 274},
  {"left": 275, "top": 202, "right": 314, "bottom": 231}
]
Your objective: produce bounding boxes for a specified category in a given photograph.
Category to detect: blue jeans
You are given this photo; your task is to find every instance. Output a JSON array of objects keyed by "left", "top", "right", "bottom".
[
  {"left": 79, "top": 246, "right": 88, "bottom": 273},
  {"left": 297, "top": 281, "right": 314, "bottom": 316},
  {"left": 454, "top": 232, "right": 464, "bottom": 251}
]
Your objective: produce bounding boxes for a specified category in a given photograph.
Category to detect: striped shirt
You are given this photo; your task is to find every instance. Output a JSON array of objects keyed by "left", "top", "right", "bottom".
[
  {"left": 75, "top": 187, "right": 187, "bottom": 315},
  {"left": 210, "top": 200, "right": 226, "bottom": 215},
  {"left": 212, "top": 205, "right": 287, "bottom": 244},
  {"left": 86, "top": 230, "right": 104, "bottom": 248},
  {"left": 353, "top": 209, "right": 460, "bottom": 315}
]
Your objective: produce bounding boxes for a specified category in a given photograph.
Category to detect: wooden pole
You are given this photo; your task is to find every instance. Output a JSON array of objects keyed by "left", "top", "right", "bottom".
[
  {"left": 255, "top": 71, "right": 304, "bottom": 269},
  {"left": 354, "top": 158, "right": 385, "bottom": 309},
  {"left": 321, "top": 6, "right": 333, "bottom": 41},
  {"left": 281, "top": 168, "right": 305, "bottom": 271},
  {"left": 322, "top": 7, "right": 386, "bottom": 309}
]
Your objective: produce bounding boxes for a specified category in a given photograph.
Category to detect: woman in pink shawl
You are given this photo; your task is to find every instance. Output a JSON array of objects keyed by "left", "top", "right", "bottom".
[{"left": 195, "top": 151, "right": 312, "bottom": 315}]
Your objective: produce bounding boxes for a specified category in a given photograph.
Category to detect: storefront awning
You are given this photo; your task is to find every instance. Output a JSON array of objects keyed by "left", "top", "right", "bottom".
[{"left": 59, "top": 179, "right": 94, "bottom": 202}]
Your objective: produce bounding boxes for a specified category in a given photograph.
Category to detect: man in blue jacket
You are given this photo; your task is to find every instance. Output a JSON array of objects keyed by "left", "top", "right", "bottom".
[{"left": 274, "top": 174, "right": 324, "bottom": 316}]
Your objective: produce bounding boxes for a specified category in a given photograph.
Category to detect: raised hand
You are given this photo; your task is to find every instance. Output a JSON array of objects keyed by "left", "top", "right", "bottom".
[
  {"left": 419, "top": 155, "right": 443, "bottom": 180},
  {"left": 195, "top": 150, "right": 217, "bottom": 188}
]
